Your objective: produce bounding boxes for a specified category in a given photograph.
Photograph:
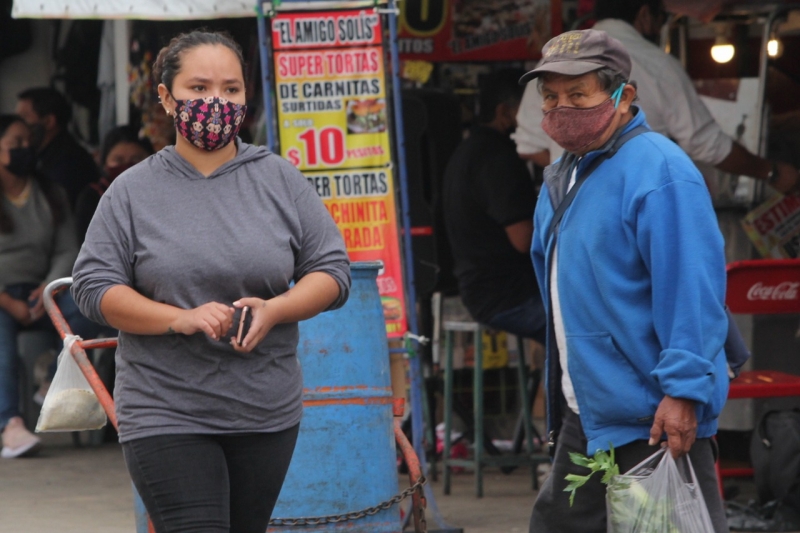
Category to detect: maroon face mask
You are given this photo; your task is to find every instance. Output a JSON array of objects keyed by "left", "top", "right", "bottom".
[
  {"left": 541, "top": 97, "right": 617, "bottom": 154},
  {"left": 90, "top": 162, "right": 137, "bottom": 197},
  {"left": 105, "top": 162, "right": 137, "bottom": 181}
]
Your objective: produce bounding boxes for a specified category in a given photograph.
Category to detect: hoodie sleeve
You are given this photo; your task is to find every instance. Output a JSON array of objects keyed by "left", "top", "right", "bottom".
[
  {"left": 635, "top": 159, "right": 728, "bottom": 404},
  {"left": 290, "top": 173, "right": 351, "bottom": 311},
  {"left": 71, "top": 182, "right": 135, "bottom": 326}
]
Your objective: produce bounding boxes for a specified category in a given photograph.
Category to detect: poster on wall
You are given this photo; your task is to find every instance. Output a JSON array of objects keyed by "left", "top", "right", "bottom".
[
  {"left": 741, "top": 195, "right": 800, "bottom": 259},
  {"left": 398, "top": 0, "right": 559, "bottom": 61},
  {"left": 273, "top": 9, "right": 408, "bottom": 337}
]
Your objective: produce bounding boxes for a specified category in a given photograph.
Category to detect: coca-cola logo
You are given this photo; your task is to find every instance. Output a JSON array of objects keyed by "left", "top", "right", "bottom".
[{"left": 746, "top": 281, "right": 800, "bottom": 301}]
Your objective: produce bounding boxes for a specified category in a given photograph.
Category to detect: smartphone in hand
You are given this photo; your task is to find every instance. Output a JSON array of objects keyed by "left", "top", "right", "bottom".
[{"left": 235, "top": 306, "right": 250, "bottom": 346}]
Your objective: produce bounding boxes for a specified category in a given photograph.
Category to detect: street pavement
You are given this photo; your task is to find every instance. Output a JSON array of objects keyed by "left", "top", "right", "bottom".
[{"left": 0, "top": 432, "right": 535, "bottom": 533}]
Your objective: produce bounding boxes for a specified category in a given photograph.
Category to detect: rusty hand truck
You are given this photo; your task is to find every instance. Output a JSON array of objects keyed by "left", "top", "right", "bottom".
[{"left": 43, "top": 277, "right": 427, "bottom": 533}]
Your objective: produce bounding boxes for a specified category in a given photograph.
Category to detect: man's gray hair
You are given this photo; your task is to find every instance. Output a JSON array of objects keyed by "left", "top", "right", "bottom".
[{"left": 536, "top": 67, "right": 631, "bottom": 96}]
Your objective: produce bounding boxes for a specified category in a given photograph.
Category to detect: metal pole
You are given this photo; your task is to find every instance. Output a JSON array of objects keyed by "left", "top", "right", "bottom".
[
  {"left": 386, "top": 0, "right": 423, "bottom": 459},
  {"left": 386, "top": 1, "right": 462, "bottom": 530},
  {"left": 113, "top": 20, "right": 130, "bottom": 126},
  {"left": 256, "top": 1, "right": 278, "bottom": 153}
]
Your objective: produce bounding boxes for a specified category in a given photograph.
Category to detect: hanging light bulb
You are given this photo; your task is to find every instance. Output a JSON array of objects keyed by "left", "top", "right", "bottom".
[
  {"left": 711, "top": 35, "right": 735, "bottom": 63},
  {"left": 768, "top": 34, "right": 784, "bottom": 58}
]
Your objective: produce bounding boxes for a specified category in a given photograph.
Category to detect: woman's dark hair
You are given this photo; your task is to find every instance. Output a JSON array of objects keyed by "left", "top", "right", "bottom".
[
  {"left": 153, "top": 30, "right": 247, "bottom": 91},
  {"left": 0, "top": 114, "right": 21, "bottom": 143},
  {"left": 0, "top": 114, "right": 64, "bottom": 234},
  {"left": 100, "top": 125, "right": 154, "bottom": 167}
]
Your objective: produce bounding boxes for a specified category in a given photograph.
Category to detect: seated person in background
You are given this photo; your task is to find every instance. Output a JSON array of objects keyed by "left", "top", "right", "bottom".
[
  {"left": 0, "top": 114, "right": 78, "bottom": 459},
  {"left": 443, "top": 69, "right": 545, "bottom": 344},
  {"left": 15, "top": 87, "right": 100, "bottom": 208},
  {"left": 75, "top": 126, "right": 154, "bottom": 242}
]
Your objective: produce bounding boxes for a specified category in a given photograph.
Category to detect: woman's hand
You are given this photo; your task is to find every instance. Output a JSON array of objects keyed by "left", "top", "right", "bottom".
[
  {"left": 2, "top": 296, "right": 35, "bottom": 326},
  {"left": 228, "top": 273, "right": 341, "bottom": 352},
  {"left": 230, "top": 297, "right": 282, "bottom": 352},
  {"left": 171, "top": 302, "right": 234, "bottom": 341},
  {"left": 27, "top": 284, "right": 46, "bottom": 321}
]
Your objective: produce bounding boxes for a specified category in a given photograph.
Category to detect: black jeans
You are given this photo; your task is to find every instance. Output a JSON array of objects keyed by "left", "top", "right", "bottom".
[
  {"left": 530, "top": 410, "right": 729, "bottom": 533},
  {"left": 122, "top": 425, "right": 299, "bottom": 533}
]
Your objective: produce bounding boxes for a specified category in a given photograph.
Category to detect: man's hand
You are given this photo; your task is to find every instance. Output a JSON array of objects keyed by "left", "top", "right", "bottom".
[
  {"left": 28, "top": 284, "right": 46, "bottom": 321},
  {"left": 649, "top": 395, "right": 697, "bottom": 458},
  {"left": 774, "top": 162, "right": 800, "bottom": 196},
  {"left": 2, "top": 297, "right": 35, "bottom": 326}
]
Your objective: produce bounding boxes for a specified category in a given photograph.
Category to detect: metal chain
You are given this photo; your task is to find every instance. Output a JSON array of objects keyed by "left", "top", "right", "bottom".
[{"left": 268, "top": 476, "right": 427, "bottom": 527}]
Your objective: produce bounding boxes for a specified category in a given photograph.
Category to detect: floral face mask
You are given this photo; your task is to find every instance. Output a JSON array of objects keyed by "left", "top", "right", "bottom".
[{"left": 171, "top": 96, "right": 247, "bottom": 151}]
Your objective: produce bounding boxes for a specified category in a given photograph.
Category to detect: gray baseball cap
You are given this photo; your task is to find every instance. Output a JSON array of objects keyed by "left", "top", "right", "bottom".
[{"left": 519, "top": 29, "right": 632, "bottom": 85}]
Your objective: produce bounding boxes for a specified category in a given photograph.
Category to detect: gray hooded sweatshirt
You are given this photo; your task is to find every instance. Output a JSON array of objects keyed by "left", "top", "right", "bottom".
[{"left": 72, "top": 140, "right": 350, "bottom": 442}]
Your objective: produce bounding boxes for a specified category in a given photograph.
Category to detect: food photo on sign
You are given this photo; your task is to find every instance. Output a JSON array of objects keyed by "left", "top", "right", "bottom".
[
  {"left": 346, "top": 98, "right": 387, "bottom": 133},
  {"left": 398, "top": 0, "right": 555, "bottom": 61}
]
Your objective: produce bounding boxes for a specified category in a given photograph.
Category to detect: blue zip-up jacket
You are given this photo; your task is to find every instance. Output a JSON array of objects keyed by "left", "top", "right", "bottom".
[{"left": 531, "top": 109, "right": 729, "bottom": 455}]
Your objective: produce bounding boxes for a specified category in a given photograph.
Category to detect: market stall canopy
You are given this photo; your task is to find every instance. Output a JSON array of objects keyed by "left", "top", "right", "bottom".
[{"left": 11, "top": 0, "right": 386, "bottom": 19}]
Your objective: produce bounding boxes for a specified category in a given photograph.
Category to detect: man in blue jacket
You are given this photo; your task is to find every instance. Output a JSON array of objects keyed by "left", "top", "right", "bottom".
[{"left": 522, "top": 30, "right": 729, "bottom": 532}]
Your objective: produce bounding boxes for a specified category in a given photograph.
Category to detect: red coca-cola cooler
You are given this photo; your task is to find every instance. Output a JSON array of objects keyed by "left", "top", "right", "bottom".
[
  {"left": 717, "top": 259, "right": 800, "bottom": 484},
  {"left": 727, "top": 259, "right": 800, "bottom": 315},
  {"left": 725, "top": 258, "right": 800, "bottom": 400}
]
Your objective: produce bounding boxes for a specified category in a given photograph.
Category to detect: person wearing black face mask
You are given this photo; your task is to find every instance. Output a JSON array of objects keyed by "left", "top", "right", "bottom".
[
  {"left": 15, "top": 87, "right": 100, "bottom": 209},
  {"left": 74, "top": 126, "right": 154, "bottom": 244},
  {"left": 5, "top": 145, "right": 37, "bottom": 177},
  {"left": 0, "top": 114, "right": 78, "bottom": 459}
]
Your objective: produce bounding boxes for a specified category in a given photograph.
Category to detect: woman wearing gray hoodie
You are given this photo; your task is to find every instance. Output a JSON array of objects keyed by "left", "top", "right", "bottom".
[{"left": 72, "top": 31, "right": 350, "bottom": 533}]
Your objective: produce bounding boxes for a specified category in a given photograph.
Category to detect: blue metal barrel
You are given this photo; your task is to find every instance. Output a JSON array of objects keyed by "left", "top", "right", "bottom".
[{"left": 268, "top": 261, "right": 399, "bottom": 532}]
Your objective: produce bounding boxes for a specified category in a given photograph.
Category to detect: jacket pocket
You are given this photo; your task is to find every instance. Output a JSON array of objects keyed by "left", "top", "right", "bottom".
[{"left": 566, "top": 333, "right": 655, "bottom": 429}]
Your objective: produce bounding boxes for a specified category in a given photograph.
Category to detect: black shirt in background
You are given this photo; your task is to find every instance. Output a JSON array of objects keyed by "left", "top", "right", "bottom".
[
  {"left": 442, "top": 125, "right": 538, "bottom": 323},
  {"left": 37, "top": 130, "right": 99, "bottom": 209}
]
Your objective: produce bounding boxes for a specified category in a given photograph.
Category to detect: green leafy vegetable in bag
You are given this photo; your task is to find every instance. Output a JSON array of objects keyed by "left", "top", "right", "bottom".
[{"left": 564, "top": 445, "right": 619, "bottom": 506}]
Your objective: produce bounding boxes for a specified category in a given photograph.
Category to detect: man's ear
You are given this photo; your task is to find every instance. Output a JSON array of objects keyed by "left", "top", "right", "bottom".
[
  {"left": 494, "top": 102, "right": 508, "bottom": 122},
  {"left": 43, "top": 114, "right": 58, "bottom": 133},
  {"left": 497, "top": 102, "right": 520, "bottom": 130},
  {"left": 617, "top": 84, "right": 637, "bottom": 114}
]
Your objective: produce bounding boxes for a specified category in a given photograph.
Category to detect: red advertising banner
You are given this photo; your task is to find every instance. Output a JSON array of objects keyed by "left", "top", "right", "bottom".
[
  {"left": 305, "top": 169, "right": 408, "bottom": 336},
  {"left": 398, "top": 0, "right": 560, "bottom": 61},
  {"left": 273, "top": 10, "right": 409, "bottom": 337}
]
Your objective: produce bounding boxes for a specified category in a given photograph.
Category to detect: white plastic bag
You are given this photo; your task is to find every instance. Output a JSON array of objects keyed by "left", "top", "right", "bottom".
[
  {"left": 35, "top": 335, "right": 107, "bottom": 432},
  {"left": 606, "top": 448, "right": 715, "bottom": 533}
]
